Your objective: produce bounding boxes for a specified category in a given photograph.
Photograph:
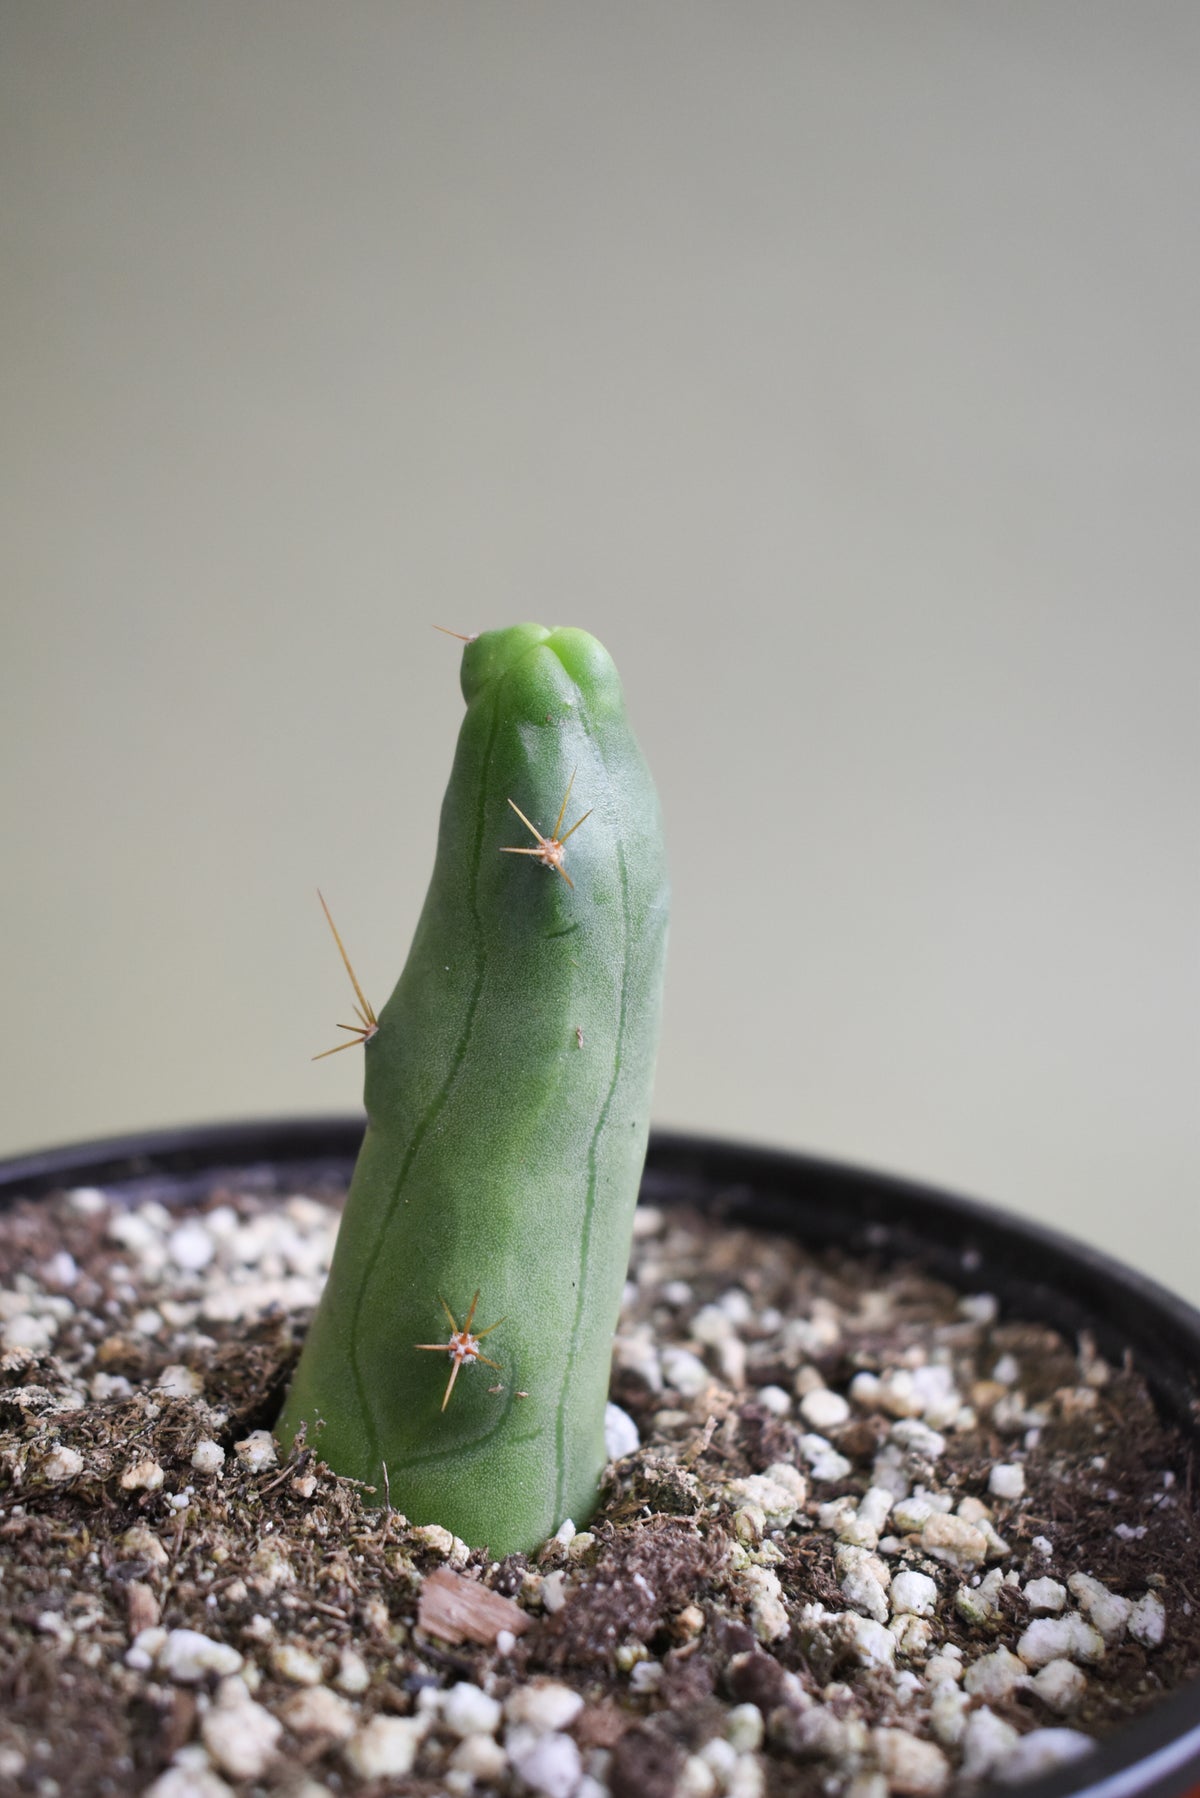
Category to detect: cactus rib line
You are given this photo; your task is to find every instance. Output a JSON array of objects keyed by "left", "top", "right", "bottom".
[
  {"left": 554, "top": 718, "right": 631, "bottom": 1523},
  {"left": 345, "top": 692, "right": 503, "bottom": 1474}
]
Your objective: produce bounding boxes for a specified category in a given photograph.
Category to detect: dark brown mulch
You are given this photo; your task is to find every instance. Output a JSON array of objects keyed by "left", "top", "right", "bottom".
[{"left": 0, "top": 1179, "right": 1197, "bottom": 1797}]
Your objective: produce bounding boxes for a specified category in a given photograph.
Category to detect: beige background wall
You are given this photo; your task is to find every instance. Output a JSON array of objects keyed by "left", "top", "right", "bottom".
[{"left": 3, "top": 4, "right": 1197, "bottom": 1299}]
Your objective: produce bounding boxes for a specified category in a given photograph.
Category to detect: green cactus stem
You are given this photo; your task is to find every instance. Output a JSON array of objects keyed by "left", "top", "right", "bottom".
[{"left": 276, "top": 624, "right": 669, "bottom": 1556}]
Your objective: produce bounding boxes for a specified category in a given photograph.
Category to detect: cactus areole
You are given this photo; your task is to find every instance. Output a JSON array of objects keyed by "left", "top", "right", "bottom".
[{"left": 276, "top": 625, "right": 669, "bottom": 1555}]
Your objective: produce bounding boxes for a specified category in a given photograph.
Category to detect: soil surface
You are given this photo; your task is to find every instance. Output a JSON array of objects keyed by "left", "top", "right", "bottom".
[{"left": 0, "top": 1173, "right": 1197, "bottom": 1798}]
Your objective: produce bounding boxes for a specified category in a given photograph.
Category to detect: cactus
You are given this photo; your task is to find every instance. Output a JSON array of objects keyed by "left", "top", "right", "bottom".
[{"left": 276, "top": 623, "right": 669, "bottom": 1556}]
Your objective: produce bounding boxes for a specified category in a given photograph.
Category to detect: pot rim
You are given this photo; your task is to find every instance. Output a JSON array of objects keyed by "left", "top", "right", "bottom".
[{"left": 1, "top": 1116, "right": 1197, "bottom": 1798}]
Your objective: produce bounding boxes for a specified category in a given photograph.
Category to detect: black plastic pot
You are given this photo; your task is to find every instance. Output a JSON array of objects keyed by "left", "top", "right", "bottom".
[{"left": 2, "top": 1118, "right": 1198, "bottom": 1798}]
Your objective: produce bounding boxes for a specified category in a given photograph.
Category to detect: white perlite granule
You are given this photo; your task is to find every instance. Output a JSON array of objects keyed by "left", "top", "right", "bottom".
[
  {"left": 344, "top": 1715, "right": 429, "bottom": 1780},
  {"left": 603, "top": 1401, "right": 641, "bottom": 1460},
  {"left": 157, "top": 1629, "right": 243, "bottom": 1683},
  {"left": 143, "top": 1763, "right": 234, "bottom": 1798},
  {"left": 277, "top": 1686, "right": 356, "bottom": 1740},
  {"left": 963, "top": 1647, "right": 1028, "bottom": 1703},
  {"left": 506, "top": 1728, "right": 582, "bottom": 1798},
  {"left": 1024, "top": 1576, "right": 1067, "bottom": 1614},
  {"left": 233, "top": 1430, "right": 277, "bottom": 1472},
  {"left": 271, "top": 1642, "right": 324, "bottom": 1685},
  {"left": 1029, "top": 1659, "right": 1087, "bottom": 1713},
  {"left": 199, "top": 1679, "right": 282, "bottom": 1781},
  {"left": 799, "top": 1386, "right": 851, "bottom": 1431},
  {"left": 920, "top": 1512, "right": 988, "bottom": 1570},
  {"left": 994, "top": 1729, "right": 1095, "bottom": 1783},
  {"left": 872, "top": 1728, "right": 950, "bottom": 1795},
  {"left": 40, "top": 1444, "right": 84, "bottom": 1481},
  {"left": 1068, "top": 1573, "right": 1131, "bottom": 1644},
  {"left": 440, "top": 1682, "right": 502, "bottom": 1737},
  {"left": 505, "top": 1683, "right": 585, "bottom": 1735},
  {"left": 988, "top": 1462, "right": 1025, "bottom": 1500},
  {"left": 1016, "top": 1615, "right": 1105, "bottom": 1669},
  {"left": 890, "top": 1571, "right": 939, "bottom": 1618},
  {"left": 1129, "top": 1591, "right": 1167, "bottom": 1647}
]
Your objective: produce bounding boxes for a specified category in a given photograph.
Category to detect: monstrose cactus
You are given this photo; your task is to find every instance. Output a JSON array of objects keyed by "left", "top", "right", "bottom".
[{"left": 276, "top": 624, "right": 669, "bottom": 1556}]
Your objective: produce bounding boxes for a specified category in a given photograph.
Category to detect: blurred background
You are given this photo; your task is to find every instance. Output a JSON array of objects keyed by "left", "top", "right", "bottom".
[{"left": 3, "top": 4, "right": 1197, "bottom": 1298}]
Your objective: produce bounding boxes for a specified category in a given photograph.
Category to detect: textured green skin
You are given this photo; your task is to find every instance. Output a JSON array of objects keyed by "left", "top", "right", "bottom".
[{"left": 276, "top": 625, "right": 668, "bottom": 1556}]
